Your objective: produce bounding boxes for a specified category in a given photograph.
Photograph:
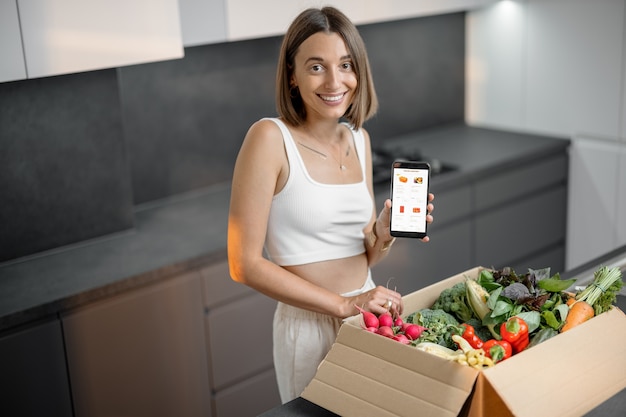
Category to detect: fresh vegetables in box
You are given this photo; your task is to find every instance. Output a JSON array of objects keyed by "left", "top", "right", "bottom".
[{"left": 354, "top": 265, "right": 624, "bottom": 369}]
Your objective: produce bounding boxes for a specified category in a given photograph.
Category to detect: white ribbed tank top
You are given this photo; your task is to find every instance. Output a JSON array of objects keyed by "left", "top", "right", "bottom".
[{"left": 264, "top": 118, "right": 373, "bottom": 266}]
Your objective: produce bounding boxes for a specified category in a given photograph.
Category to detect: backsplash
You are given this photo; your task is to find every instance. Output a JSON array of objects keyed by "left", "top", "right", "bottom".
[
  {"left": 0, "top": 12, "right": 465, "bottom": 263},
  {"left": 0, "top": 70, "right": 134, "bottom": 262}
]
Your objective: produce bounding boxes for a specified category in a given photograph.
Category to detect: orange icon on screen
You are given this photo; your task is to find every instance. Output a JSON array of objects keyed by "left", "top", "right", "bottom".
[
  {"left": 414, "top": 176, "right": 423, "bottom": 184},
  {"left": 413, "top": 207, "right": 421, "bottom": 213},
  {"left": 400, "top": 206, "right": 405, "bottom": 213},
  {"left": 399, "top": 176, "right": 408, "bottom": 183}
]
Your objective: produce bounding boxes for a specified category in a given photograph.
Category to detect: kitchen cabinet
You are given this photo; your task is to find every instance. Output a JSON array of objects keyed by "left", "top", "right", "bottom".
[
  {"left": 567, "top": 138, "right": 626, "bottom": 269},
  {"left": 0, "top": 0, "right": 26, "bottom": 82},
  {"left": 62, "top": 271, "right": 211, "bottom": 417},
  {"left": 178, "top": 0, "right": 227, "bottom": 46},
  {"left": 0, "top": 319, "right": 73, "bottom": 417},
  {"left": 201, "top": 260, "right": 281, "bottom": 416},
  {"left": 17, "top": 0, "right": 183, "bottom": 79},
  {"left": 476, "top": 186, "right": 566, "bottom": 268},
  {"left": 475, "top": 152, "right": 568, "bottom": 270},
  {"left": 226, "top": 0, "right": 499, "bottom": 41}
]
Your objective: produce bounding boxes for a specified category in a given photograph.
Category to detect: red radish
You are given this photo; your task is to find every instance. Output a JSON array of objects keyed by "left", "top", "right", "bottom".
[
  {"left": 376, "top": 326, "right": 394, "bottom": 338},
  {"left": 378, "top": 312, "right": 394, "bottom": 328},
  {"left": 392, "top": 334, "right": 410, "bottom": 344},
  {"left": 394, "top": 317, "right": 404, "bottom": 327},
  {"left": 403, "top": 324, "right": 426, "bottom": 341},
  {"left": 354, "top": 305, "right": 379, "bottom": 329}
]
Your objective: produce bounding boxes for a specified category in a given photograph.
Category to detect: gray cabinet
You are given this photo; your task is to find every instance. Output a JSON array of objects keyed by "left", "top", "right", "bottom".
[
  {"left": 0, "top": 319, "right": 73, "bottom": 417},
  {"left": 475, "top": 153, "right": 568, "bottom": 271},
  {"left": 62, "top": 271, "right": 211, "bottom": 417},
  {"left": 200, "top": 260, "right": 281, "bottom": 416}
]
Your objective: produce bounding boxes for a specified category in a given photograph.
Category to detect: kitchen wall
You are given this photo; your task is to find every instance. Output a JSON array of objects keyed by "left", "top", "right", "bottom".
[
  {"left": 465, "top": 0, "right": 626, "bottom": 270},
  {"left": 0, "top": 12, "right": 465, "bottom": 263}
]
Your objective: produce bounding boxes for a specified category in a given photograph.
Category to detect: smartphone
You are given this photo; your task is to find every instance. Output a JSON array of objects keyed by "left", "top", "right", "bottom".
[{"left": 389, "top": 160, "right": 431, "bottom": 239}]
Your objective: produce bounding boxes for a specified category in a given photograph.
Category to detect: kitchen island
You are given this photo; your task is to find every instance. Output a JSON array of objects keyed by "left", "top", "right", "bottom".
[{"left": 0, "top": 123, "right": 573, "bottom": 417}]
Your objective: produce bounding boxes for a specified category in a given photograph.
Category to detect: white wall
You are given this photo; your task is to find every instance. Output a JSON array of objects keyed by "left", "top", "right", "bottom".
[{"left": 466, "top": 0, "right": 626, "bottom": 270}]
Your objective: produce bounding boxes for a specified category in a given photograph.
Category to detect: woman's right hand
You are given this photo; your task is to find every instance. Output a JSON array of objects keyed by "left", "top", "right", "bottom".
[{"left": 348, "top": 285, "right": 403, "bottom": 318}]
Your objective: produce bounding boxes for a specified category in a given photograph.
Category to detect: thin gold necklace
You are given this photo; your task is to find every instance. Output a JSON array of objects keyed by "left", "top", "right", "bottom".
[
  {"left": 298, "top": 141, "right": 350, "bottom": 170},
  {"left": 297, "top": 130, "right": 350, "bottom": 171}
]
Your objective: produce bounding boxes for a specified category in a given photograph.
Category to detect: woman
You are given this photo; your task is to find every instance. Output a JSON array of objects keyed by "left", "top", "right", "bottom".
[{"left": 227, "top": 6, "right": 434, "bottom": 403}]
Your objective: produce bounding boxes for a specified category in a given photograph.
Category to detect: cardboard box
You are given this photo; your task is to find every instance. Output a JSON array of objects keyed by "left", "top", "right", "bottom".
[{"left": 302, "top": 267, "right": 626, "bottom": 417}]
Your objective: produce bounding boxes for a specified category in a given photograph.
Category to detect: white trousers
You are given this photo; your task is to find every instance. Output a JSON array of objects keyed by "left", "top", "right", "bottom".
[{"left": 272, "top": 271, "right": 376, "bottom": 403}]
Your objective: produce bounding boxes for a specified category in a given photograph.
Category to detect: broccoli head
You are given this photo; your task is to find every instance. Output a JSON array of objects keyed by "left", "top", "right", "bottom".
[
  {"left": 406, "top": 308, "right": 462, "bottom": 349},
  {"left": 431, "top": 281, "right": 474, "bottom": 323}
]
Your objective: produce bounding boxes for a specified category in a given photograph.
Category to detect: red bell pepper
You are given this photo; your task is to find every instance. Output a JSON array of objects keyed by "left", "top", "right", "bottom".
[
  {"left": 500, "top": 316, "right": 529, "bottom": 354},
  {"left": 482, "top": 339, "right": 512, "bottom": 363},
  {"left": 461, "top": 323, "right": 483, "bottom": 349}
]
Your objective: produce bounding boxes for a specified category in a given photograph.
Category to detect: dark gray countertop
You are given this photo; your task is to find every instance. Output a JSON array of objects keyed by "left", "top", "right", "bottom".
[
  {"left": 0, "top": 184, "right": 231, "bottom": 331},
  {"left": 0, "top": 124, "right": 570, "bottom": 333}
]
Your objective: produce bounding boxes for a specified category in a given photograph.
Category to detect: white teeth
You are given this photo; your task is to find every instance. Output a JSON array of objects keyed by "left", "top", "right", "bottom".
[{"left": 320, "top": 94, "right": 344, "bottom": 102}]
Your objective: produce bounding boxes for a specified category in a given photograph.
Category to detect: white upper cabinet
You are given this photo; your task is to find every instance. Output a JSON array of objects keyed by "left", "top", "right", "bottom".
[
  {"left": 225, "top": 0, "right": 498, "bottom": 41},
  {"left": 3, "top": 0, "right": 497, "bottom": 81},
  {"left": 178, "top": 0, "right": 227, "bottom": 46},
  {"left": 467, "top": 0, "right": 625, "bottom": 140},
  {"left": 0, "top": 0, "right": 27, "bottom": 82},
  {"left": 17, "top": 0, "right": 184, "bottom": 79},
  {"left": 524, "top": 0, "right": 624, "bottom": 139}
]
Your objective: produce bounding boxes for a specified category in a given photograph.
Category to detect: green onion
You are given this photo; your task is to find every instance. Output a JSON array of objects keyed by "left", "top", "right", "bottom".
[{"left": 576, "top": 266, "right": 623, "bottom": 311}]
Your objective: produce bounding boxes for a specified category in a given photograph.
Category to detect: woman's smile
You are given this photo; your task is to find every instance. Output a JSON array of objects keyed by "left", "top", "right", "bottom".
[{"left": 318, "top": 92, "right": 347, "bottom": 104}]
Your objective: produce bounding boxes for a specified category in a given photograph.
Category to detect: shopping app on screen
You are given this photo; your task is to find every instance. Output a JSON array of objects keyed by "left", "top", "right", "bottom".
[{"left": 391, "top": 167, "right": 429, "bottom": 233}]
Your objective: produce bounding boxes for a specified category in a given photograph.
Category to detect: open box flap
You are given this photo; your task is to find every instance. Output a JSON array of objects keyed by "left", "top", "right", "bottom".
[
  {"left": 477, "top": 306, "right": 626, "bottom": 417},
  {"left": 302, "top": 323, "right": 478, "bottom": 417}
]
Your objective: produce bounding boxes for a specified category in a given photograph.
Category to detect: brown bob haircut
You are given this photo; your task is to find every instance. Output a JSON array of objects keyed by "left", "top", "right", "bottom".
[{"left": 276, "top": 7, "right": 378, "bottom": 130}]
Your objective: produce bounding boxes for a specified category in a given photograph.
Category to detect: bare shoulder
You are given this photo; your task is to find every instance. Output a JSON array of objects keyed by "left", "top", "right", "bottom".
[
  {"left": 235, "top": 118, "right": 288, "bottom": 182},
  {"left": 246, "top": 118, "right": 283, "bottom": 143}
]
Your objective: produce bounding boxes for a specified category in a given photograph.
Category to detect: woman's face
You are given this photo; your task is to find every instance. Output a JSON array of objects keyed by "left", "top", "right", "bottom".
[{"left": 291, "top": 32, "right": 357, "bottom": 122}]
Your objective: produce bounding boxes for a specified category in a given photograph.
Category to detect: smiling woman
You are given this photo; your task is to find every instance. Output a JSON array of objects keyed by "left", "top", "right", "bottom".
[{"left": 227, "top": 6, "right": 435, "bottom": 404}]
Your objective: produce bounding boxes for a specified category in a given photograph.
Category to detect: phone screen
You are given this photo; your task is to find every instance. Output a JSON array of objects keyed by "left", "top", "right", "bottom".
[{"left": 389, "top": 161, "right": 430, "bottom": 238}]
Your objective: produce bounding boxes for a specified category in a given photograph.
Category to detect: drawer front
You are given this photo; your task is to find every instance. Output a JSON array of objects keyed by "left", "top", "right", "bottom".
[
  {"left": 475, "top": 154, "right": 567, "bottom": 211},
  {"left": 206, "top": 292, "right": 276, "bottom": 390},
  {"left": 508, "top": 245, "right": 565, "bottom": 275},
  {"left": 475, "top": 186, "right": 566, "bottom": 268}
]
